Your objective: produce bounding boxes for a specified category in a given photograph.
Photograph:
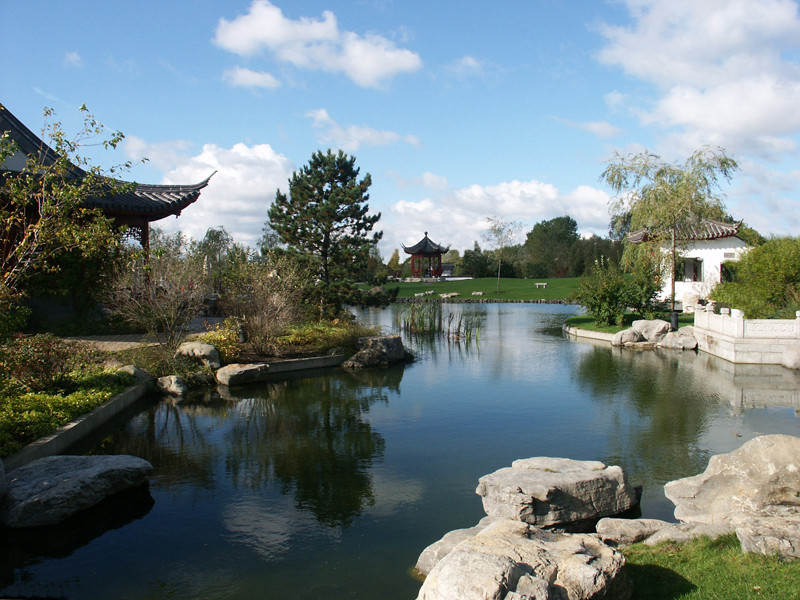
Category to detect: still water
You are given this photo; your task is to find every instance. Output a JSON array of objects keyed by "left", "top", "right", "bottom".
[{"left": 3, "top": 304, "right": 800, "bottom": 599}]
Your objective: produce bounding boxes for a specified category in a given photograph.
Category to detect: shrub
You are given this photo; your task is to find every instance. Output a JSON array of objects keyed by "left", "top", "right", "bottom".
[
  {"left": 220, "top": 257, "right": 305, "bottom": 356},
  {"left": 569, "top": 258, "right": 629, "bottom": 326},
  {"left": 712, "top": 237, "right": 800, "bottom": 318},
  {"left": 0, "top": 334, "right": 84, "bottom": 392},
  {"left": 198, "top": 318, "right": 242, "bottom": 364}
]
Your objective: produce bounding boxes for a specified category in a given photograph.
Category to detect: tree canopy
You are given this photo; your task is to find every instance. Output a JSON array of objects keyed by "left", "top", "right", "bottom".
[
  {"left": 602, "top": 146, "right": 739, "bottom": 309},
  {"left": 268, "top": 149, "right": 382, "bottom": 316}
]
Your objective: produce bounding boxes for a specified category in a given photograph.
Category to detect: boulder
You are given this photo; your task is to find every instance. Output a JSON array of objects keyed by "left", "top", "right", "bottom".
[
  {"left": 658, "top": 327, "right": 698, "bottom": 350},
  {"left": 664, "top": 434, "right": 800, "bottom": 558},
  {"left": 157, "top": 375, "right": 188, "bottom": 396},
  {"left": 415, "top": 518, "right": 631, "bottom": 600},
  {"left": 782, "top": 345, "right": 800, "bottom": 370},
  {"left": 732, "top": 505, "right": 800, "bottom": 558},
  {"left": 596, "top": 518, "right": 671, "bottom": 546},
  {"left": 475, "top": 457, "right": 638, "bottom": 530},
  {"left": 416, "top": 517, "right": 502, "bottom": 575},
  {"left": 643, "top": 522, "right": 732, "bottom": 547},
  {"left": 216, "top": 363, "right": 270, "bottom": 386},
  {"left": 611, "top": 328, "right": 644, "bottom": 347},
  {"left": 342, "top": 335, "right": 411, "bottom": 369},
  {"left": 175, "top": 341, "right": 221, "bottom": 369},
  {"left": 1, "top": 455, "right": 153, "bottom": 528},
  {"left": 117, "top": 364, "right": 156, "bottom": 385},
  {"left": 631, "top": 319, "right": 672, "bottom": 341},
  {"left": 664, "top": 434, "right": 800, "bottom": 525}
]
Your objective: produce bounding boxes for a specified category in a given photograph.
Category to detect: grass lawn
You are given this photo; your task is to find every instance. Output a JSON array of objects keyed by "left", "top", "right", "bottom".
[
  {"left": 384, "top": 277, "right": 580, "bottom": 301},
  {"left": 564, "top": 312, "right": 695, "bottom": 335},
  {"left": 623, "top": 534, "right": 799, "bottom": 600}
]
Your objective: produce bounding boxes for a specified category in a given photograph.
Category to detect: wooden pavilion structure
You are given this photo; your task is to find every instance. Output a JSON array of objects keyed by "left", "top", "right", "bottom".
[
  {"left": 0, "top": 103, "right": 212, "bottom": 250},
  {"left": 402, "top": 232, "right": 450, "bottom": 278}
]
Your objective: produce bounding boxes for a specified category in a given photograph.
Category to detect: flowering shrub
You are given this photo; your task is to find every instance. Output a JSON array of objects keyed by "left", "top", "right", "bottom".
[
  {"left": 0, "top": 334, "right": 80, "bottom": 392},
  {"left": 198, "top": 318, "right": 241, "bottom": 364}
]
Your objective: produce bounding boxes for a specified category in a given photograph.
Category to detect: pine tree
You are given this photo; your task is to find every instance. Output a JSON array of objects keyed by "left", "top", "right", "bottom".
[{"left": 268, "top": 149, "right": 381, "bottom": 315}]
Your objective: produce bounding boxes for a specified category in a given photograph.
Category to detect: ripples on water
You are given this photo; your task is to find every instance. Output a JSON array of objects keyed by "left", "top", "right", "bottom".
[{"left": 2, "top": 304, "right": 799, "bottom": 599}]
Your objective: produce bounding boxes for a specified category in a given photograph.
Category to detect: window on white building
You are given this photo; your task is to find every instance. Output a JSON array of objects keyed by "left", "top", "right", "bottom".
[{"left": 683, "top": 258, "right": 703, "bottom": 282}]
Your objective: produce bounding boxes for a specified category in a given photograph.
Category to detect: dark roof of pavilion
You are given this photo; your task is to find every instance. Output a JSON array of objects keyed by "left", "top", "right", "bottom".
[
  {"left": 1, "top": 103, "right": 212, "bottom": 220},
  {"left": 402, "top": 232, "right": 450, "bottom": 255},
  {"left": 627, "top": 217, "right": 741, "bottom": 244}
]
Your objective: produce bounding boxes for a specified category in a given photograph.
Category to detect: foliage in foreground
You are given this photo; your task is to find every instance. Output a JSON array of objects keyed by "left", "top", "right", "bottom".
[
  {"left": 711, "top": 236, "right": 800, "bottom": 318},
  {"left": 623, "top": 533, "right": 799, "bottom": 600}
]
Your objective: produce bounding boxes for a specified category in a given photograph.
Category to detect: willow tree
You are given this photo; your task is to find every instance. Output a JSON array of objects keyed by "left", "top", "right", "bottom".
[
  {"left": 484, "top": 216, "right": 522, "bottom": 293},
  {"left": 268, "top": 149, "right": 381, "bottom": 316},
  {"left": 601, "top": 146, "right": 739, "bottom": 311}
]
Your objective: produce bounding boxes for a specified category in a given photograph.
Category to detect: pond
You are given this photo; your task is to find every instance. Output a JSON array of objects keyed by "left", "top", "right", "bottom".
[{"left": 2, "top": 303, "right": 800, "bottom": 599}]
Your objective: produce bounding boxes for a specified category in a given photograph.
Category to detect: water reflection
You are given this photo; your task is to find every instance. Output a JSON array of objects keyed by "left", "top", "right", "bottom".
[{"left": 99, "top": 365, "right": 405, "bottom": 528}]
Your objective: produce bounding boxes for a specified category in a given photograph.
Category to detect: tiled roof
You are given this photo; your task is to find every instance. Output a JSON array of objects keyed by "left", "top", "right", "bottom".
[
  {"left": 627, "top": 218, "right": 741, "bottom": 243},
  {"left": 402, "top": 232, "right": 450, "bottom": 255},
  {"left": 1, "top": 103, "right": 211, "bottom": 220}
]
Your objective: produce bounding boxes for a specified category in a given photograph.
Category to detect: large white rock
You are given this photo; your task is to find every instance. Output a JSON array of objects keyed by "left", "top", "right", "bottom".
[
  {"left": 176, "top": 341, "right": 221, "bottom": 369},
  {"left": 732, "top": 505, "right": 800, "bottom": 558},
  {"left": 216, "top": 363, "right": 270, "bottom": 386},
  {"left": 476, "top": 457, "right": 638, "bottom": 530},
  {"left": 157, "top": 375, "right": 188, "bottom": 396},
  {"left": 782, "top": 345, "right": 800, "bottom": 370},
  {"left": 416, "top": 517, "right": 502, "bottom": 576},
  {"left": 611, "top": 328, "right": 644, "bottom": 346},
  {"left": 658, "top": 327, "right": 698, "bottom": 350},
  {"left": 631, "top": 319, "right": 672, "bottom": 342},
  {"left": 664, "top": 434, "right": 800, "bottom": 525},
  {"left": 416, "top": 519, "right": 631, "bottom": 600},
  {"left": 1, "top": 455, "right": 153, "bottom": 528}
]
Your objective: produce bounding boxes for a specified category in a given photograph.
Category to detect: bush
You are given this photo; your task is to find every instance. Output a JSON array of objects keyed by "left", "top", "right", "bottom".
[
  {"left": 569, "top": 258, "right": 629, "bottom": 326},
  {"left": 0, "top": 334, "right": 91, "bottom": 392},
  {"left": 198, "top": 318, "right": 242, "bottom": 364},
  {"left": 711, "top": 237, "right": 800, "bottom": 318},
  {"left": 220, "top": 257, "right": 305, "bottom": 356}
]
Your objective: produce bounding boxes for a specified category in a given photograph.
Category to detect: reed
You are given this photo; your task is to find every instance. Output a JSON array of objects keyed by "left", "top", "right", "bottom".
[{"left": 396, "top": 303, "right": 483, "bottom": 343}]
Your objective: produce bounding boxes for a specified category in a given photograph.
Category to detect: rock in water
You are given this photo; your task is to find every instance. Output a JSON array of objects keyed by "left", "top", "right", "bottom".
[
  {"left": 1, "top": 455, "right": 153, "bottom": 528},
  {"left": 416, "top": 519, "right": 631, "bottom": 600},
  {"left": 476, "top": 457, "right": 638, "bottom": 530}
]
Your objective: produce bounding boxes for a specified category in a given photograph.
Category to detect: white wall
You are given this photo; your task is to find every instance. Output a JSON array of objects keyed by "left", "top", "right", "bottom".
[{"left": 660, "top": 236, "right": 749, "bottom": 303}]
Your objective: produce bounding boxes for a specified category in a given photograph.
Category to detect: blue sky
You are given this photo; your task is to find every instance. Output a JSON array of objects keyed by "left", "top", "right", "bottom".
[{"left": 2, "top": 0, "right": 800, "bottom": 257}]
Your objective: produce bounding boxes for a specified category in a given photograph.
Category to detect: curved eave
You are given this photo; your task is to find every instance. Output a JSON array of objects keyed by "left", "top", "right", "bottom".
[
  {"left": 83, "top": 173, "right": 215, "bottom": 220},
  {"left": 628, "top": 219, "right": 741, "bottom": 244}
]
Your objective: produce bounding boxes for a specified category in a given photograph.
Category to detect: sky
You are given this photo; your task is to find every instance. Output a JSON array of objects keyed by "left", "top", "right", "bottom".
[{"left": 2, "top": 0, "right": 800, "bottom": 258}]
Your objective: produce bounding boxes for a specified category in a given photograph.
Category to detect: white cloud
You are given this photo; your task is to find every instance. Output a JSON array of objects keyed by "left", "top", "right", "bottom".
[
  {"left": 213, "top": 0, "right": 422, "bottom": 88},
  {"left": 124, "top": 136, "right": 194, "bottom": 171},
  {"left": 382, "top": 179, "right": 611, "bottom": 255},
  {"left": 306, "top": 108, "right": 419, "bottom": 152},
  {"left": 223, "top": 66, "right": 281, "bottom": 89},
  {"left": 63, "top": 51, "right": 82, "bottom": 68},
  {"left": 598, "top": 0, "right": 800, "bottom": 158},
  {"left": 131, "top": 139, "right": 294, "bottom": 247},
  {"left": 552, "top": 116, "right": 623, "bottom": 139}
]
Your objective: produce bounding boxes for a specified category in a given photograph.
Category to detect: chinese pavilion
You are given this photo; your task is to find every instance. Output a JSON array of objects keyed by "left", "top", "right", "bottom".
[
  {"left": 0, "top": 103, "right": 212, "bottom": 250},
  {"left": 402, "top": 232, "right": 450, "bottom": 278}
]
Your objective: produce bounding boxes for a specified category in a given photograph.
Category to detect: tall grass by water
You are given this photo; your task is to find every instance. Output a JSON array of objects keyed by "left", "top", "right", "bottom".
[{"left": 394, "top": 303, "right": 484, "bottom": 343}]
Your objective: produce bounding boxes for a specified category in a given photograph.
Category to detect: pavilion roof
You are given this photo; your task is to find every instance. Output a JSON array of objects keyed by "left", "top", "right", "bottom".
[
  {"left": 1, "top": 103, "right": 212, "bottom": 221},
  {"left": 627, "top": 217, "right": 741, "bottom": 244},
  {"left": 402, "top": 232, "right": 450, "bottom": 255}
]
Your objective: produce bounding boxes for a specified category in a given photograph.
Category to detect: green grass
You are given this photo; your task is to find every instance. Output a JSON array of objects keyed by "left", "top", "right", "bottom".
[
  {"left": 623, "top": 534, "right": 800, "bottom": 600},
  {"left": 384, "top": 277, "right": 579, "bottom": 301},
  {"left": 564, "top": 312, "right": 695, "bottom": 334}
]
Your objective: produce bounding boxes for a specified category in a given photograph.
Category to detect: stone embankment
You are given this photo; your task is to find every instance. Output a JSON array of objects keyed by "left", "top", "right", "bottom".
[
  {"left": 414, "top": 434, "right": 800, "bottom": 600},
  {"left": 0, "top": 335, "right": 411, "bottom": 528},
  {"left": 564, "top": 318, "right": 699, "bottom": 352}
]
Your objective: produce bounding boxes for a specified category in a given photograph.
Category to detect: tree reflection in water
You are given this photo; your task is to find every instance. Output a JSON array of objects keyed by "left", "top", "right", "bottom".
[
  {"left": 573, "top": 345, "right": 715, "bottom": 486},
  {"left": 98, "top": 365, "right": 405, "bottom": 527}
]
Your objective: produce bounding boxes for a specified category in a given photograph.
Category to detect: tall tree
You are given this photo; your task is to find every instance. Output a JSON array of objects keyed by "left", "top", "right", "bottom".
[
  {"left": 268, "top": 149, "right": 381, "bottom": 316},
  {"left": 602, "top": 146, "right": 738, "bottom": 311},
  {"left": 523, "top": 215, "right": 580, "bottom": 277},
  {"left": 484, "top": 216, "right": 523, "bottom": 293}
]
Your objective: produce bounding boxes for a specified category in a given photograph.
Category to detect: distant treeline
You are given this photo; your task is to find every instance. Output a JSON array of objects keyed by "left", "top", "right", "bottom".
[{"left": 388, "top": 216, "right": 621, "bottom": 280}]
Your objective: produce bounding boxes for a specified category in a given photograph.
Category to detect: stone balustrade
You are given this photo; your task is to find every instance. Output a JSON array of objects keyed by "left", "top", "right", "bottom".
[{"left": 693, "top": 310, "right": 800, "bottom": 364}]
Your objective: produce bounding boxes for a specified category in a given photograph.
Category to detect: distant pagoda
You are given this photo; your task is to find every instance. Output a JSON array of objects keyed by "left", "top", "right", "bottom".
[{"left": 402, "top": 232, "right": 450, "bottom": 278}]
